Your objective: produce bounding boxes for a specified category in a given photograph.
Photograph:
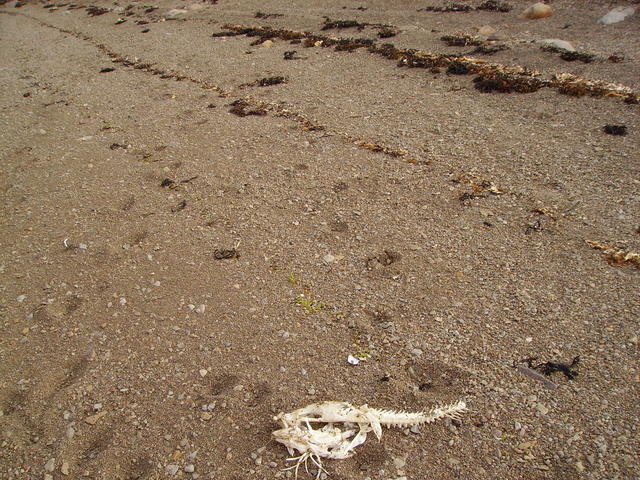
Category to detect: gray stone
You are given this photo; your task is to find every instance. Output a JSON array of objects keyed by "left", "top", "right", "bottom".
[
  {"left": 597, "top": 6, "right": 635, "bottom": 25},
  {"left": 165, "top": 464, "right": 180, "bottom": 476},
  {"left": 44, "top": 458, "right": 56, "bottom": 472}
]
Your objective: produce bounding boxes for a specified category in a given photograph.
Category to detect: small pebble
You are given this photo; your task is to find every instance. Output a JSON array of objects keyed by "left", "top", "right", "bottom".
[
  {"left": 536, "top": 403, "right": 549, "bottom": 415},
  {"left": 184, "top": 464, "right": 195, "bottom": 473},
  {"left": 393, "top": 456, "right": 406, "bottom": 469},
  {"left": 16, "top": 295, "right": 27, "bottom": 303},
  {"left": 165, "top": 464, "right": 180, "bottom": 476},
  {"left": 44, "top": 458, "right": 55, "bottom": 472}
]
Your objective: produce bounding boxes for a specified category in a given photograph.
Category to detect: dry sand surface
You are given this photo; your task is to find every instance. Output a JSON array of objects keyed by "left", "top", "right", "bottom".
[{"left": 0, "top": 0, "right": 638, "bottom": 479}]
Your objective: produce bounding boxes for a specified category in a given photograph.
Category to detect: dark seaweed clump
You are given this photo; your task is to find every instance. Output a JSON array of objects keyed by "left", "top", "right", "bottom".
[
  {"left": 474, "top": 74, "right": 544, "bottom": 93},
  {"left": 603, "top": 125, "right": 628, "bottom": 136}
]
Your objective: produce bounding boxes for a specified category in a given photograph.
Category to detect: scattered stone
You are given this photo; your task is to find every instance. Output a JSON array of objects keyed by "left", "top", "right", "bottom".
[
  {"left": 518, "top": 440, "right": 537, "bottom": 451},
  {"left": 199, "top": 369, "right": 208, "bottom": 377},
  {"left": 539, "top": 39, "right": 575, "bottom": 52},
  {"left": 575, "top": 460, "right": 585, "bottom": 472},
  {"left": 84, "top": 411, "right": 107, "bottom": 425},
  {"left": 323, "top": 254, "right": 336, "bottom": 263},
  {"left": 61, "top": 460, "right": 70, "bottom": 475},
  {"left": 164, "top": 9, "right": 187, "bottom": 19},
  {"left": 66, "top": 426, "right": 75, "bottom": 439},
  {"left": 520, "top": 2, "right": 553, "bottom": 19},
  {"left": 195, "top": 304, "right": 206, "bottom": 314},
  {"left": 411, "top": 348, "right": 423, "bottom": 357},
  {"left": 184, "top": 464, "right": 195, "bottom": 473},
  {"left": 44, "top": 458, "right": 55, "bottom": 472},
  {"left": 261, "top": 40, "right": 274, "bottom": 48},
  {"left": 393, "top": 456, "right": 406, "bottom": 469},
  {"left": 16, "top": 295, "right": 27, "bottom": 303},
  {"left": 477, "top": 25, "right": 497, "bottom": 38},
  {"left": 165, "top": 464, "right": 180, "bottom": 476},
  {"left": 535, "top": 403, "right": 549, "bottom": 416},
  {"left": 597, "top": 6, "right": 635, "bottom": 25}
]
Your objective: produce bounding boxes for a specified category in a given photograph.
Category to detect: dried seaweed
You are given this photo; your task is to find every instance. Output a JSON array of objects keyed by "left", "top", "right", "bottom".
[
  {"left": 419, "top": 4, "right": 472, "bottom": 12},
  {"left": 441, "top": 34, "right": 482, "bottom": 47},
  {"left": 474, "top": 73, "right": 544, "bottom": 93},
  {"left": 541, "top": 45, "right": 596, "bottom": 64},
  {"left": 419, "top": 1, "right": 511, "bottom": 13},
  {"left": 560, "top": 51, "right": 596, "bottom": 63},
  {"left": 321, "top": 17, "right": 398, "bottom": 38},
  {"left": 477, "top": 1, "right": 512, "bottom": 12},
  {"left": 215, "top": 24, "right": 638, "bottom": 102},
  {"left": 283, "top": 50, "right": 301, "bottom": 60},
  {"left": 228, "top": 99, "right": 267, "bottom": 117},
  {"left": 322, "top": 18, "right": 366, "bottom": 31},
  {"left": 86, "top": 5, "right": 109, "bottom": 16},
  {"left": 354, "top": 140, "right": 407, "bottom": 157},
  {"left": 214, "top": 248, "right": 239, "bottom": 260},
  {"left": 603, "top": 124, "right": 627, "bottom": 136},
  {"left": 378, "top": 28, "right": 398, "bottom": 39},
  {"left": 256, "top": 76, "right": 287, "bottom": 87},
  {"left": 334, "top": 38, "right": 374, "bottom": 52},
  {"left": 523, "top": 356, "right": 580, "bottom": 380},
  {"left": 447, "top": 62, "right": 469, "bottom": 75},
  {"left": 586, "top": 240, "right": 640, "bottom": 267},
  {"left": 255, "top": 11, "right": 283, "bottom": 19}
]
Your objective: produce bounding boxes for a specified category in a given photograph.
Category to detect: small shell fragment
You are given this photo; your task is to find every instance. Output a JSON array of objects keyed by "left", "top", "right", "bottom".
[{"left": 347, "top": 355, "right": 360, "bottom": 365}]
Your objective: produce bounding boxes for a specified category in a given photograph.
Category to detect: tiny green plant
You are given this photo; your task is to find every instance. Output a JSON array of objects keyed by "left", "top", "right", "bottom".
[
  {"left": 287, "top": 273, "right": 298, "bottom": 286},
  {"left": 295, "top": 295, "right": 322, "bottom": 313}
]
